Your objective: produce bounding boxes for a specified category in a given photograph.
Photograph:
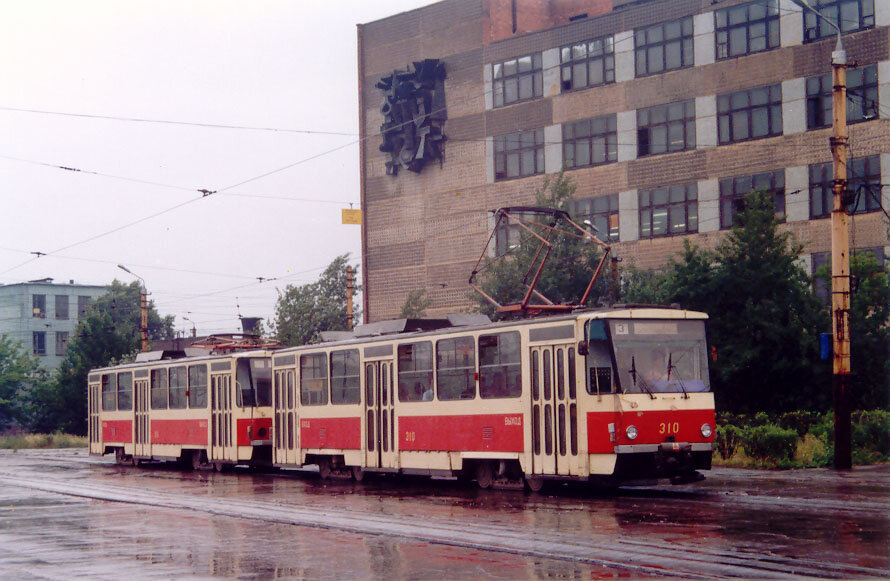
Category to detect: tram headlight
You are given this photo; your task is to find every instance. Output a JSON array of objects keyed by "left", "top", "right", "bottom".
[
  {"left": 625, "top": 425, "right": 638, "bottom": 440},
  {"left": 701, "top": 423, "right": 713, "bottom": 438}
]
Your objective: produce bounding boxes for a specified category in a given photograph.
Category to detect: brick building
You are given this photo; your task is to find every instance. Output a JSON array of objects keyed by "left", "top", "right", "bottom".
[{"left": 357, "top": 0, "right": 889, "bottom": 322}]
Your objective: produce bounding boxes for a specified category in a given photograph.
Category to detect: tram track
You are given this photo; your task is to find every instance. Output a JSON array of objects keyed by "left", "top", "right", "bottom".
[{"left": 0, "top": 463, "right": 885, "bottom": 579}]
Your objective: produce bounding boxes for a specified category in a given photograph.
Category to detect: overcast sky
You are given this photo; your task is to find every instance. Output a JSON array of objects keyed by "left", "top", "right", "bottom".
[{"left": 1, "top": 0, "right": 430, "bottom": 336}]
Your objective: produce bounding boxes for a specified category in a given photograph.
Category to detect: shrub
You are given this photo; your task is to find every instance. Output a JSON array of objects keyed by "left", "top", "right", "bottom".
[
  {"left": 778, "top": 411, "right": 820, "bottom": 438},
  {"left": 741, "top": 424, "right": 799, "bottom": 462},
  {"left": 851, "top": 410, "right": 890, "bottom": 457},
  {"left": 715, "top": 424, "right": 743, "bottom": 459}
]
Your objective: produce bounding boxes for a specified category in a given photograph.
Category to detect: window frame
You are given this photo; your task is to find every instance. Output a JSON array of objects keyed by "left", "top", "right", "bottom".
[
  {"left": 150, "top": 368, "right": 168, "bottom": 410},
  {"left": 639, "top": 183, "right": 699, "bottom": 239},
  {"left": 715, "top": 0, "right": 781, "bottom": 60},
  {"left": 634, "top": 16, "right": 694, "bottom": 77},
  {"left": 560, "top": 35, "right": 615, "bottom": 92},
  {"left": 168, "top": 366, "right": 187, "bottom": 409},
  {"left": 117, "top": 371, "right": 133, "bottom": 411},
  {"left": 479, "top": 331, "right": 522, "bottom": 399},
  {"left": 188, "top": 364, "right": 208, "bottom": 409},
  {"left": 717, "top": 84, "right": 783, "bottom": 145},
  {"left": 397, "top": 341, "right": 434, "bottom": 402},
  {"left": 32, "top": 331, "right": 46, "bottom": 356},
  {"left": 32, "top": 294, "right": 46, "bottom": 318},
  {"left": 637, "top": 100, "right": 696, "bottom": 157},
  {"left": 803, "top": 0, "right": 875, "bottom": 43},
  {"left": 563, "top": 114, "right": 618, "bottom": 169},
  {"left": 77, "top": 296, "right": 90, "bottom": 318},
  {"left": 719, "top": 169, "right": 786, "bottom": 229},
  {"left": 101, "top": 373, "right": 117, "bottom": 411},
  {"left": 54, "top": 295, "right": 69, "bottom": 320},
  {"left": 806, "top": 63, "right": 878, "bottom": 130},
  {"left": 571, "top": 194, "right": 619, "bottom": 242},
  {"left": 330, "top": 349, "right": 361, "bottom": 405},
  {"left": 494, "top": 129, "right": 545, "bottom": 181},
  {"left": 436, "top": 336, "right": 476, "bottom": 401},
  {"left": 300, "top": 352, "right": 329, "bottom": 406},
  {"left": 809, "top": 154, "right": 881, "bottom": 218},
  {"left": 492, "top": 53, "right": 543, "bottom": 108},
  {"left": 55, "top": 331, "right": 69, "bottom": 356}
]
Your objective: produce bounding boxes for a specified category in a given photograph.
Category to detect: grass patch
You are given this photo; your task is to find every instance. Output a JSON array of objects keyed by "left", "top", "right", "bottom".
[{"left": 0, "top": 433, "right": 88, "bottom": 450}]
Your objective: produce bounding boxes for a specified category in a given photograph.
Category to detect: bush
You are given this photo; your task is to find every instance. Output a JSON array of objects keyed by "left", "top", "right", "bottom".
[
  {"left": 851, "top": 410, "right": 890, "bottom": 458},
  {"left": 741, "top": 424, "right": 799, "bottom": 462},
  {"left": 716, "top": 424, "right": 743, "bottom": 459},
  {"left": 778, "top": 411, "right": 820, "bottom": 438}
]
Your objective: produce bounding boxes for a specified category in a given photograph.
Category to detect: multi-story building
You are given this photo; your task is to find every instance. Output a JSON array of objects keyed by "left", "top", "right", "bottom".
[
  {"left": 0, "top": 279, "right": 106, "bottom": 371},
  {"left": 357, "top": 0, "right": 889, "bottom": 321}
]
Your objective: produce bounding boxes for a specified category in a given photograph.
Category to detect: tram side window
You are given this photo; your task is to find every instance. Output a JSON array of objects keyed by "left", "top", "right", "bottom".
[
  {"left": 300, "top": 353, "right": 329, "bottom": 405},
  {"left": 436, "top": 336, "right": 476, "bottom": 400},
  {"left": 101, "top": 374, "right": 117, "bottom": 411},
  {"left": 150, "top": 369, "right": 168, "bottom": 409},
  {"left": 168, "top": 367, "right": 187, "bottom": 409},
  {"left": 236, "top": 359, "right": 254, "bottom": 406},
  {"left": 584, "top": 320, "right": 615, "bottom": 394},
  {"left": 117, "top": 372, "right": 133, "bottom": 411},
  {"left": 251, "top": 359, "right": 272, "bottom": 406},
  {"left": 188, "top": 365, "right": 208, "bottom": 408},
  {"left": 330, "top": 349, "right": 360, "bottom": 404},
  {"left": 398, "top": 341, "right": 433, "bottom": 402},
  {"left": 479, "top": 331, "right": 521, "bottom": 399}
]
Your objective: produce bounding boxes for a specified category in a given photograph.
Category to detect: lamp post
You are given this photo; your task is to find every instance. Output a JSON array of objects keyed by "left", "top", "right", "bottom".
[
  {"left": 789, "top": 0, "right": 851, "bottom": 470},
  {"left": 118, "top": 264, "right": 149, "bottom": 353},
  {"left": 183, "top": 315, "right": 197, "bottom": 338}
]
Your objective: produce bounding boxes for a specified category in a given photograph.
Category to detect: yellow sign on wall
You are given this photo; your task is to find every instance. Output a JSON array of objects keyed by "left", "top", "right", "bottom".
[{"left": 341, "top": 209, "right": 362, "bottom": 225}]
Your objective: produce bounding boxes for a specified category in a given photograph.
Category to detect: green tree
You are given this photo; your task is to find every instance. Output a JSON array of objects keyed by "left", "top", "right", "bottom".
[
  {"left": 0, "top": 334, "right": 49, "bottom": 431},
  {"left": 26, "top": 280, "right": 175, "bottom": 435},
  {"left": 472, "top": 172, "right": 609, "bottom": 318},
  {"left": 815, "top": 252, "right": 890, "bottom": 409},
  {"left": 399, "top": 289, "right": 431, "bottom": 318},
  {"left": 272, "top": 254, "right": 360, "bottom": 346}
]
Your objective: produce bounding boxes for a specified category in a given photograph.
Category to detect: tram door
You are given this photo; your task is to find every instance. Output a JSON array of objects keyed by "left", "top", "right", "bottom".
[
  {"left": 531, "top": 344, "right": 580, "bottom": 476},
  {"left": 273, "top": 369, "right": 298, "bottom": 465},
  {"left": 211, "top": 374, "right": 234, "bottom": 461},
  {"left": 134, "top": 376, "right": 150, "bottom": 458},
  {"left": 363, "top": 361, "right": 396, "bottom": 469},
  {"left": 88, "top": 379, "right": 101, "bottom": 454}
]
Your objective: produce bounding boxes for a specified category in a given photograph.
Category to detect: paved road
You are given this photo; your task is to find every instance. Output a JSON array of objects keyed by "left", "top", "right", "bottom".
[{"left": 1, "top": 449, "right": 887, "bottom": 579}]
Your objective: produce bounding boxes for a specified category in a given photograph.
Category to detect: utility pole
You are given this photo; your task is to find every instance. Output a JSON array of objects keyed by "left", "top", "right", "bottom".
[
  {"left": 346, "top": 266, "right": 354, "bottom": 330},
  {"left": 790, "top": 0, "right": 851, "bottom": 469},
  {"left": 118, "top": 264, "right": 149, "bottom": 352}
]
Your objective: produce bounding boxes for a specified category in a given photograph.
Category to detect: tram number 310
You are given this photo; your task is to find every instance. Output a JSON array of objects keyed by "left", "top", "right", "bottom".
[{"left": 659, "top": 422, "right": 680, "bottom": 435}]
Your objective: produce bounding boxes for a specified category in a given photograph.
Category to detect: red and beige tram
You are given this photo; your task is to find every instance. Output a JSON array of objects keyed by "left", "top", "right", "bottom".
[
  {"left": 269, "top": 306, "right": 715, "bottom": 489},
  {"left": 88, "top": 349, "right": 275, "bottom": 470}
]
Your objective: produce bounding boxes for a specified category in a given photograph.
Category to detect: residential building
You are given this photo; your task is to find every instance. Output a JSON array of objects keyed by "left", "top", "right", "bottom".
[
  {"left": 357, "top": 0, "right": 889, "bottom": 321},
  {"left": 0, "top": 279, "right": 106, "bottom": 371}
]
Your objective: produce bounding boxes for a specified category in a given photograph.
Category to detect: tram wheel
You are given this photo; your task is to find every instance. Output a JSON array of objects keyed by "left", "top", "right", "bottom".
[
  {"left": 114, "top": 448, "right": 128, "bottom": 465},
  {"left": 525, "top": 475, "right": 544, "bottom": 492},
  {"left": 213, "top": 461, "right": 230, "bottom": 473},
  {"left": 318, "top": 457, "right": 332, "bottom": 480},
  {"left": 191, "top": 450, "right": 209, "bottom": 471},
  {"left": 475, "top": 462, "right": 494, "bottom": 489},
  {"left": 131, "top": 456, "right": 142, "bottom": 468},
  {"left": 352, "top": 466, "right": 365, "bottom": 482}
]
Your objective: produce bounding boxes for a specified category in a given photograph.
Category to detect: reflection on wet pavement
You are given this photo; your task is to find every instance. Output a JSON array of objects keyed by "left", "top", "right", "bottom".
[{"left": 0, "top": 449, "right": 887, "bottom": 579}]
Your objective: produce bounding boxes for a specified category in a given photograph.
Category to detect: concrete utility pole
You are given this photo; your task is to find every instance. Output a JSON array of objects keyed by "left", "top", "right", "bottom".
[
  {"left": 791, "top": 0, "right": 851, "bottom": 469},
  {"left": 346, "top": 266, "right": 355, "bottom": 330},
  {"left": 118, "top": 264, "right": 149, "bottom": 352}
]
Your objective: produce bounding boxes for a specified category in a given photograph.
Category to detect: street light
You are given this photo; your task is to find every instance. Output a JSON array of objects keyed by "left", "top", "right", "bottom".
[
  {"left": 789, "top": 0, "right": 852, "bottom": 470},
  {"left": 117, "top": 264, "right": 149, "bottom": 352},
  {"left": 182, "top": 314, "right": 197, "bottom": 338}
]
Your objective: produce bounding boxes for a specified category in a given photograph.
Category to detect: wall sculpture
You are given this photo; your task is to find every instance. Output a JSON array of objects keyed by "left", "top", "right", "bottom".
[{"left": 376, "top": 59, "right": 447, "bottom": 175}]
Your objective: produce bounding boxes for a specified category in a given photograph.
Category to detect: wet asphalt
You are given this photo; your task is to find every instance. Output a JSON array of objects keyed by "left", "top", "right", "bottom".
[{"left": 0, "top": 448, "right": 887, "bottom": 579}]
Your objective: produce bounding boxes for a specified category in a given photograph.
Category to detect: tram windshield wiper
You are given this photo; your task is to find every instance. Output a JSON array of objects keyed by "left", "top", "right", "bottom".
[
  {"left": 630, "top": 356, "right": 655, "bottom": 399},
  {"left": 668, "top": 352, "right": 689, "bottom": 399}
]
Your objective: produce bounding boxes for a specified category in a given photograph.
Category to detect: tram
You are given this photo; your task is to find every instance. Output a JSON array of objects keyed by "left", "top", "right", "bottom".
[{"left": 88, "top": 347, "right": 275, "bottom": 470}]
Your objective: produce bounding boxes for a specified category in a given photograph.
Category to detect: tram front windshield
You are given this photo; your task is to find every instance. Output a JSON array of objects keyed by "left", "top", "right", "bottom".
[{"left": 608, "top": 319, "right": 710, "bottom": 394}]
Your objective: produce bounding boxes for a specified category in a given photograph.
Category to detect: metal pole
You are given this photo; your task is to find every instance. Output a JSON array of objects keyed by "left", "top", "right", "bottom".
[
  {"left": 346, "top": 266, "right": 354, "bottom": 330},
  {"left": 830, "top": 41, "right": 852, "bottom": 470},
  {"left": 140, "top": 289, "right": 148, "bottom": 352}
]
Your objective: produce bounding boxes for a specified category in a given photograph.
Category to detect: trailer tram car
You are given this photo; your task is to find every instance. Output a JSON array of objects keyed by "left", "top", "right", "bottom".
[
  {"left": 89, "top": 349, "right": 275, "bottom": 470},
  {"left": 269, "top": 306, "right": 715, "bottom": 489}
]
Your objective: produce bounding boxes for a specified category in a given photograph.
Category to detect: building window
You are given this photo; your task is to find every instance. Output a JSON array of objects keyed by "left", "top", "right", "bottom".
[
  {"left": 719, "top": 170, "right": 786, "bottom": 229},
  {"left": 639, "top": 183, "right": 698, "bottom": 238},
  {"left": 806, "top": 64, "right": 878, "bottom": 130},
  {"left": 563, "top": 115, "right": 617, "bottom": 169},
  {"left": 715, "top": 0, "right": 780, "bottom": 59},
  {"left": 55, "top": 331, "right": 69, "bottom": 356},
  {"left": 571, "top": 194, "right": 619, "bottom": 242},
  {"left": 809, "top": 155, "right": 881, "bottom": 218},
  {"left": 803, "top": 0, "right": 874, "bottom": 42},
  {"left": 77, "top": 296, "right": 91, "bottom": 318},
  {"left": 32, "top": 331, "right": 46, "bottom": 356},
  {"left": 717, "top": 84, "right": 782, "bottom": 144},
  {"left": 637, "top": 100, "right": 696, "bottom": 157},
  {"left": 32, "top": 294, "right": 46, "bottom": 318},
  {"left": 560, "top": 35, "right": 614, "bottom": 91},
  {"left": 635, "top": 17, "right": 694, "bottom": 77},
  {"left": 494, "top": 129, "right": 544, "bottom": 181},
  {"left": 494, "top": 210, "right": 539, "bottom": 256},
  {"left": 54, "top": 295, "right": 69, "bottom": 320},
  {"left": 812, "top": 248, "right": 884, "bottom": 304},
  {"left": 492, "top": 53, "right": 543, "bottom": 107}
]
